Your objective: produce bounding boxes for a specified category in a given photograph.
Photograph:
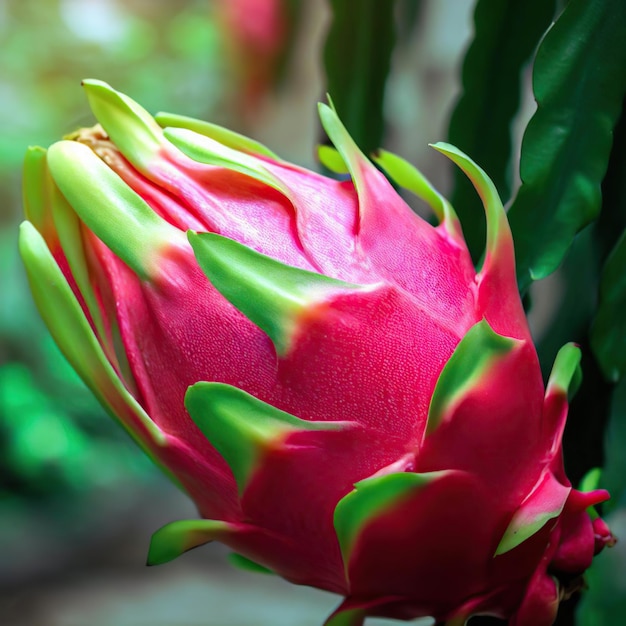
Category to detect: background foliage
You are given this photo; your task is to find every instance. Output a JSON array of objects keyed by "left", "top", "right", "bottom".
[{"left": 1, "top": 0, "right": 625, "bottom": 625}]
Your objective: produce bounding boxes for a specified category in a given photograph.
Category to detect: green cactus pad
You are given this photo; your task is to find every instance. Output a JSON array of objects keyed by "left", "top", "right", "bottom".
[
  {"left": 546, "top": 342, "right": 582, "bottom": 401},
  {"left": 426, "top": 320, "right": 519, "bottom": 435},
  {"left": 188, "top": 231, "right": 364, "bottom": 355},
  {"left": 334, "top": 471, "right": 448, "bottom": 568},
  {"left": 156, "top": 112, "right": 279, "bottom": 159},
  {"left": 47, "top": 140, "right": 182, "bottom": 281},
  {"left": 147, "top": 519, "right": 233, "bottom": 565},
  {"left": 82, "top": 79, "right": 164, "bottom": 168},
  {"left": 185, "top": 382, "right": 349, "bottom": 493},
  {"left": 372, "top": 149, "right": 463, "bottom": 241},
  {"left": 164, "top": 127, "right": 289, "bottom": 197}
]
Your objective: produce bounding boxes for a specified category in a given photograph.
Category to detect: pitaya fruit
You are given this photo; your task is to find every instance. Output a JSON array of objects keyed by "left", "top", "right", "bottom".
[{"left": 19, "top": 80, "right": 613, "bottom": 626}]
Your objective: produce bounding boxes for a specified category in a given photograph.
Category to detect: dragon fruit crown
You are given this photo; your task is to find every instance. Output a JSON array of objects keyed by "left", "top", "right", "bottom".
[{"left": 19, "top": 80, "right": 614, "bottom": 626}]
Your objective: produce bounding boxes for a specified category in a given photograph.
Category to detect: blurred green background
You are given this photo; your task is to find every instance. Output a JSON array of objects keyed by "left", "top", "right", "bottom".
[
  {"left": 0, "top": 1, "right": 474, "bottom": 624},
  {"left": 5, "top": 1, "right": 625, "bottom": 625}
]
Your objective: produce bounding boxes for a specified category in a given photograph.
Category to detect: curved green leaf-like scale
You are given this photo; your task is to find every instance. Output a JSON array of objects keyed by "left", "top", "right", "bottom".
[
  {"left": 23, "top": 147, "right": 56, "bottom": 242},
  {"left": 155, "top": 112, "right": 279, "bottom": 159},
  {"left": 426, "top": 320, "right": 519, "bottom": 436},
  {"left": 318, "top": 102, "right": 371, "bottom": 202},
  {"left": 539, "top": 344, "right": 583, "bottom": 466},
  {"left": 507, "top": 0, "right": 626, "bottom": 293},
  {"left": 18, "top": 222, "right": 166, "bottom": 454},
  {"left": 495, "top": 470, "right": 570, "bottom": 556},
  {"left": 47, "top": 140, "right": 184, "bottom": 282},
  {"left": 334, "top": 471, "right": 449, "bottom": 570},
  {"left": 185, "top": 382, "right": 350, "bottom": 494},
  {"left": 317, "top": 144, "right": 350, "bottom": 175},
  {"left": 228, "top": 553, "right": 274, "bottom": 575},
  {"left": 447, "top": 0, "right": 557, "bottom": 262},
  {"left": 372, "top": 149, "right": 464, "bottom": 243},
  {"left": 82, "top": 79, "right": 164, "bottom": 169},
  {"left": 188, "top": 231, "right": 367, "bottom": 356},
  {"left": 164, "top": 127, "right": 289, "bottom": 198},
  {"left": 546, "top": 343, "right": 582, "bottom": 401},
  {"left": 430, "top": 143, "right": 510, "bottom": 272},
  {"left": 431, "top": 143, "right": 528, "bottom": 340},
  {"left": 147, "top": 519, "right": 234, "bottom": 566},
  {"left": 49, "top": 179, "right": 112, "bottom": 357},
  {"left": 591, "top": 228, "right": 626, "bottom": 382}
]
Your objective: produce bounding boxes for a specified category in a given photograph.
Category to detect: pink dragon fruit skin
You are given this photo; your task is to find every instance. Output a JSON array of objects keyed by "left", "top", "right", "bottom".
[{"left": 19, "top": 80, "right": 614, "bottom": 626}]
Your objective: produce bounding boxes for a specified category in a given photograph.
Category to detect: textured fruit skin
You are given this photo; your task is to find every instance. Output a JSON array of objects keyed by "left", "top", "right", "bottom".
[{"left": 20, "top": 81, "right": 613, "bottom": 626}]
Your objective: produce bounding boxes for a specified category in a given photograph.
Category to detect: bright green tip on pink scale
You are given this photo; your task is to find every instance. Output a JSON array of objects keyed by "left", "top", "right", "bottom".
[
  {"left": 187, "top": 231, "right": 365, "bottom": 356},
  {"left": 148, "top": 519, "right": 233, "bottom": 566},
  {"left": 494, "top": 471, "right": 570, "bottom": 556},
  {"left": 184, "top": 382, "right": 348, "bottom": 494},
  {"left": 22, "top": 147, "right": 53, "bottom": 235},
  {"left": 81, "top": 78, "right": 164, "bottom": 167},
  {"left": 156, "top": 111, "right": 279, "bottom": 159},
  {"left": 334, "top": 471, "right": 449, "bottom": 569},
  {"left": 546, "top": 342, "right": 582, "bottom": 401},
  {"left": 430, "top": 142, "right": 510, "bottom": 268},
  {"left": 164, "top": 127, "right": 289, "bottom": 197},
  {"left": 46, "top": 140, "right": 183, "bottom": 281},
  {"left": 426, "top": 320, "right": 519, "bottom": 436}
]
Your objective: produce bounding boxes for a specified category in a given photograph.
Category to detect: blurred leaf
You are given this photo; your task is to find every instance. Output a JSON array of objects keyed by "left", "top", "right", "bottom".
[
  {"left": 591, "top": 229, "right": 626, "bottom": 382},
  {"left": 599, "top": 379, "right": 626, "bottom": 513},
  {"left": 508, "top": 0, "right": 626, "bottom": 293},
  {"left": 323, "top": 0, "right": 395, "bottom": 155},
  {"left": 577, "top": 378, "right": 626, "bottom": 625},
  {"left": 395, "top": 0, "right": 423, "bottom": 45},
  {"left": 590, "top": 102, "right": 626, "bottom": 383},
  {"left": 448, "top": 0, "right": 556, "bottom": 262},
  {"left": 534, "top": 229, "right": 597, "bottom": 376}
]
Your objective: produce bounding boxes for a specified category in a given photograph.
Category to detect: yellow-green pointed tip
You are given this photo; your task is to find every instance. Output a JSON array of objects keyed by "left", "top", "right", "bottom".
[
  {"left": 23, "top": 146, "right": 53, "bottom": 234},
  {"left": 147, "top": 519, "right": 230, "bottom": 566},
  {"left": 155, "top": 112, "right": 280, "bottom": 159},
  {"left": 317, "top": 144, "right": 349, "bottom": 174},
  {"left": 324, "top": 93, "right": 338, "bottom": 111},
  {"left": 81, "top": 78, "right": 163, "bottom": 168},
  {"left": 164, "top": 127, "right": 289, "bottom": 197},
  {"left": 317, "top": 102, "right": 371, "bottom": 199},
  {"left": 47, "top": 140, "right": 180, "bottom": 281},
  {"left": 430, "top": 142, "right": 511, "bottom": 267},
  {"left": 547, "top": 343, "right": 582, "bottom": 401}
]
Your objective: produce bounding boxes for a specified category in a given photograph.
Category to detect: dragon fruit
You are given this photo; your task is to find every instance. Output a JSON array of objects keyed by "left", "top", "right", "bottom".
[{"left": 19, "top": 80, "right": 613, "bottom": 625}]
